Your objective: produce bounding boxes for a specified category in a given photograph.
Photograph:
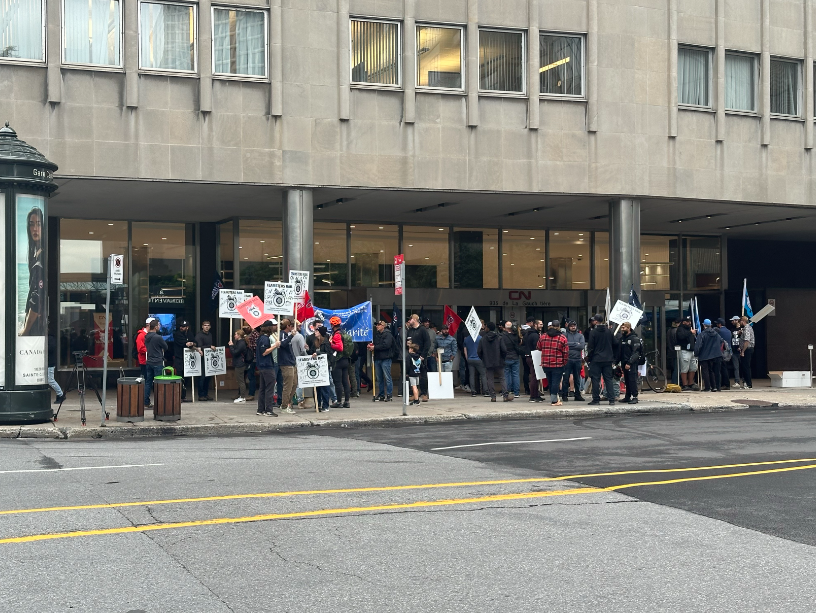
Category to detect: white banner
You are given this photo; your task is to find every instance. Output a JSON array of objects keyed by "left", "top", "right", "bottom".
[
  {"left": 203, "top": 347, "right": 227, "bottom": 377},
  {"left": 530, "top": 350, "right": 546, "bottom": 381},
  {"left": 183, "top": 348, "right": 201, "bottom": 377},
  {"left": 15, "top": 336, "right": 46, "bottom": 385},
  {"left": 464, "top": 306, "right": 482, "bottom": 343},
  {"left": 219, "top": 289, "right": 248, "bottom": 319},
  {"left": 289, "top": 270, "right": 310, "bottom": 301},
  {"left": 296, "top": 354, "right": 330, "bottom": 388},
  {"left": 264, "top": 281, "right": 295, "bottom": 316},
  {"left": 608, "top": 300, "right": 644, "bottom": 327}
]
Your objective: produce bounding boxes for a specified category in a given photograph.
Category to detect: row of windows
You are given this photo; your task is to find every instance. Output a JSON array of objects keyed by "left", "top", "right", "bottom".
[
  {"left": 1, "top": 1, "right": 267, "bottom": 77},
  {"left": 351, "top": 19, "right": 584, "bottom": 97},
  {"left": 679, "top": 45, "right": 803, "bottom": 117}
]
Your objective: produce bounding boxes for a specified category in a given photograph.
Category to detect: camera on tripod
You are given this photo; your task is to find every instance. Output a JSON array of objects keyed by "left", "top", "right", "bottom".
[{"left": 72, "top": 350, "right": 87, "bottom": 359}]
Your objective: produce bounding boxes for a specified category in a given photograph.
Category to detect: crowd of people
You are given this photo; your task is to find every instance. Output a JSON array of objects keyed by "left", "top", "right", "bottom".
[{"left": 78, "top": 308, "right": 757, "bottom": 414}]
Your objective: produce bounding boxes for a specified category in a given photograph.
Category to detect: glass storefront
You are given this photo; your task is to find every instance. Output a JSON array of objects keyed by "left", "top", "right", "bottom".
[
  {"left": 453, "top": 227, "right": 498, "bottom": 289},
  {"left": 641, "top": 236, "right": 679, "bottom": 291},
  {"left": 59, "top": 220, "right": 129, "bottom": 369},
  {"left": 239, "top": 220, "right": 283, "bottom": 297},
  {"left": 594, "top": 231, "right": 609, "bottom": 289},
  {"left": 684, "top": 237, "right": 720, "bottom": 291},
  {"left": 350, "top": 224, "right": 397, "bottom": 289},
  {"left": 404, "top": 226, "right": 450, "bottom": 288},
  {"left": 549, "top": 230, "right": 590, "bottom": 289},
  {"left": 314, "top": 222, "right": 348, "bottom": 306},
  {"left": 502, "top": 229, "right": 547, "bottom": 289}
]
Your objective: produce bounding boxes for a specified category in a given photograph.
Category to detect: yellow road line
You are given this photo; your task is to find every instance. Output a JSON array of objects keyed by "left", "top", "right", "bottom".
[
  {"left": 3, "top": 462, "right": 816, "bottom": 545},
  {"left": 2, "top": 457, "right": 815, "bottom": 517}
]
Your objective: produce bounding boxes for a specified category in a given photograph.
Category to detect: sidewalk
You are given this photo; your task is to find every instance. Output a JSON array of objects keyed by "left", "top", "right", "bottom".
[{"left": 2, "top": 380, "right": 813, "bottom": 440}]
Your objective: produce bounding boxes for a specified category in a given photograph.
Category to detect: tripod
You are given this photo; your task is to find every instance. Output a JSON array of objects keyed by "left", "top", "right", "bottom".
[{"left": 54, "top": 352, "right": 107, "bottom": 426}]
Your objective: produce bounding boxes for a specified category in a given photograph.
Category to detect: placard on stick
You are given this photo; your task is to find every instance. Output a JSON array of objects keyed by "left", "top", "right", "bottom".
[
  {"left": 296, "top": 355, "right": 330, "bottom": 388},
  {"left": 264, "top": 282, "right": 295, "bottom": 316}
]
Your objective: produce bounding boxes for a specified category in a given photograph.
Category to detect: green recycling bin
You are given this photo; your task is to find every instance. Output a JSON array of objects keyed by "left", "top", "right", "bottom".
[{"left": 153, "top": 367, "right": 182, "bottom": 421}]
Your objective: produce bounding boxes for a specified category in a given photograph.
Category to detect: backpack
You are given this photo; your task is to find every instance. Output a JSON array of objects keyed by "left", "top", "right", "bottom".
[
  {"left": 340, "top": 331, "right": 354, "bottom": 359},
  {"left": 637, "top": 341, "right": 647, "bottom": 366}
]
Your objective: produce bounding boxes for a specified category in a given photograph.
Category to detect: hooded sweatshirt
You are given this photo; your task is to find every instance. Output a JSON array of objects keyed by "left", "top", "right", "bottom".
[
  {"left": 695, "top": 327, "right": 724, "bottom": 361},
  {"left": 565, "top": 329, "right": 585, "bottom": 360},
  {"left": 476, "top": 330, "right": 506, "bottom": 369}
]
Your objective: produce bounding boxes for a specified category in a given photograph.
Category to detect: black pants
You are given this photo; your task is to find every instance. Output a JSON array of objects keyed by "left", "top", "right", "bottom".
[
  {"left": 700, "top": 357, "right": 722, "bottom": 391},
  {"left": 419, "top": 371, "right": 428, "bottom": 397},
  {"left": 562, "top": 359, "right": 583, "bottom": 398},
  {"left": 485, "top": 367, "right": 507, "bottom": 399},
  {"left": 623, "top": 367, "right": 639, "bottom": 399},
  {"left": 332, "top": 357, "right": 351, "bottom": 403},
  {"left": 741, "top": 348, "right": 754, "bottom": 387},
  {"left": 522, "top": 355, "right": 530, "bottom": 394},
  {"left": 589, "top": 361, "right": 614, "bottom": 401},
  {"left": 257, "top": 368, "right": 277, "bottom": 412},
  {"left": 525, "top": 356, "right": 539, "bottom": 399},
  {"left": 720, "top": 357, "right": 731, "bottom": 388},
  {"left": 173, "top": 359, "right": 187, "bottom": 399}
]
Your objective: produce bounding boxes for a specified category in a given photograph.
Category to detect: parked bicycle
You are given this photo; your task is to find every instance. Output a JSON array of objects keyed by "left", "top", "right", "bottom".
[{"left": 641, "top": 349, "right": 667, "bottom": 393}]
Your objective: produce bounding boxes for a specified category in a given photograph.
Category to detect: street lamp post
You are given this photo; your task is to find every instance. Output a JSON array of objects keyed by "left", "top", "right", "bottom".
[{"left": 0, "top": 122, "right": 59, "bottom": 424}]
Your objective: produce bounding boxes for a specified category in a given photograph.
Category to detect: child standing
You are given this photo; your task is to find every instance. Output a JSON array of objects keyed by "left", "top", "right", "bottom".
[{"left": 407, "top": 342, "right": 425, "bottom": 405}]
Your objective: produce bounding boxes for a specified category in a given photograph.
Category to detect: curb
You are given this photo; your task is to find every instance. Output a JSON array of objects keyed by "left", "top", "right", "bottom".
[{"left": 1, "top": 399, "right": 783, "bottom": 440}]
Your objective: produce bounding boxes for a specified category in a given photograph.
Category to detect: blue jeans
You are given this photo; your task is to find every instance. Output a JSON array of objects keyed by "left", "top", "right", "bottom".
[
  {"left": 144, "top": 364, "right": 164, "bottom": 406},
  {"left": 198, "top": 375, "right": 211, "bottom": 399},
  {"left": 542, "top": 367, "right": 564, "bottom": 403},
  {"left": 48, "top": 366, "right": 63, "bottom": 396},
  {"left": 441, "top": 360, "right": 453, "bottom": 372},
  {"left": 562, "top": 359, "right": 583, "bottom": 397},
  {"left": 426, "top": 356, "right": 437, "bottom": 372},
  {"left": 374, "top": 358, "right": 393, "bottom": 397},
  {"left": 317, "top": 385, "right": 331, "bottom": 409},
  {"left": 503, "top": 360, "right": 520, "bottom": 396}
]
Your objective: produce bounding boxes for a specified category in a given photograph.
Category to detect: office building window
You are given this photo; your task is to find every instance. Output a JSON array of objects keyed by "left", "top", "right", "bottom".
[
  {"left": 63, "top": 0, "right": 121, "bottom": 66},
  {"left": 351, "top": 19, "right": 400, "bottom": 86},
  {"left": 678, "top": 45, "right": 711, "bottom": 107},
  {"left": 59, "top": 220, "right": 129, "bottom": 370},
  {"left": 642, "top": 236, "right": 679, "bottom": 291},
  {"left": 539, "top": 33, "right": 583, "bottom": 96},
  {"left": 453, "top": 228, "right": 498, "bottom": 289},
  {"left": 479, "top": 29, "right": 524, "bottom": 93},
  {"left": 683, "top": 237, "right": 720, "bottom": 291},
  {"left": 770, "top": 57, "right": 801, "bottom": 116},
  {"left": 416, "top": 25, "right": 463, "bottom": 90},
  {"left": 139, "top": 1, "right": 196, "bottom": 71},
  {"left": 724, "top": 52, "right": 756, "bottom": 112},
  {"left": 0, "top": 0, "right": 43, "bottom": 61},
  {"left": 350, "top": 224, "right": 398, "bottom": 288},
  {"left": 403, "top": 226, "right": 450, "bottom": 288},
  {"left": 314, "top": 223, "right": 348, "bottom": 300},
  {"left": 594, "top": 232, "right": 609, "bottom": 290},
  {"left": 502, "top": 229, "right": 547, "bottom": 289},
  {"left": 239, "top": 220, "right": 283, "bottom": 300},
  {"left": 549, "top": 231, "right": 589, "bottom": 290},
  {"left": 213, "top": 7, "right": 265, "bottom": 77}
]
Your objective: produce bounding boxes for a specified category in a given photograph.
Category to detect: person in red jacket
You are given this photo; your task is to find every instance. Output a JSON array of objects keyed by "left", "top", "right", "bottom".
[
  {"left": 329, "top": 316, "right": 351, "bottom": 408},
  {"left": 135, "top": 317, "right": 152, "bottom": 378},
  {"left": 537, "top": 321, "right": 569, "bottom": 406}
]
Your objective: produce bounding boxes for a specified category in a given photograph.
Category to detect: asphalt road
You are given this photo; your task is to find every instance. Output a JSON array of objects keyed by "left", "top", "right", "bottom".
[{"left": 2, "top": 408, "right": 816, "bottom": 612}]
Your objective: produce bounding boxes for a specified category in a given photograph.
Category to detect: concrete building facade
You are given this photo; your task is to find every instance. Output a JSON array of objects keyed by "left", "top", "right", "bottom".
[{"left": 2, "top": 0, "right": 815, "bottom": 378}]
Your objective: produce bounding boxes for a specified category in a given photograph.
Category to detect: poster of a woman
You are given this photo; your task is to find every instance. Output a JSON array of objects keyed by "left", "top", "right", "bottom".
[{"left": 16, "top": 195, "right": 46, "bottom": 385}]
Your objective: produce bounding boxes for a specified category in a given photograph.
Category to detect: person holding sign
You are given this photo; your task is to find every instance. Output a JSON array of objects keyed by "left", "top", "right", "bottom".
[
  {"left": 255, "top": 321, "right": 281, "bottom": 416},
  {"left": 329, "top": 317, "right": 353, "bottom": 408},
  {"left": 195, "top": 321, "right": 216, "bottom": 401},
  {"left": 173, "top": 320, "right": 196, "bottom": 402},
  {"left": 229, "top": 330, "right": 249, "bottom": 403},
  {"left": 618, "top": 322, "right": 644, "bottom": 404}
]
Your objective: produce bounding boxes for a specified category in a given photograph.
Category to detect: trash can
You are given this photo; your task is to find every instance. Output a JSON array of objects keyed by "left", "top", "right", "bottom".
[
  {"left": 153, "top": 367, "right": 182, "bottom": 421},
  {"left": 116, "top": 377, "right": 145, "bottom": 423}
]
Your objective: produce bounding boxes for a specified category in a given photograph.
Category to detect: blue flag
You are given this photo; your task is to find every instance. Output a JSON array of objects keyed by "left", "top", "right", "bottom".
[
  {"left": 742, "top": 279, "right": 753, "bottom": 319},
  {"left": 310, "top": 302, "right": 373, "bottom": 341},
  {"left": 210, "top": 271, "right": 224, "bottom": 312}
]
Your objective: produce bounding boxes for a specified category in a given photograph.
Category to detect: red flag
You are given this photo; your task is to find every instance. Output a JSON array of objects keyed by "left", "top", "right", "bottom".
[
  {"left": 236, "top": 295, "right": 266, "bottom": 329},
  {"left": 443, "top": 305, "right": 463, "bottom": 336},
  {"left": 296, "top": 290, "right": 314, "bottom": 323}
]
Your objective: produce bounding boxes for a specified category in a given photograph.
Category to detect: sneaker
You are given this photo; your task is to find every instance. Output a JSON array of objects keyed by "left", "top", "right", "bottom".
[
  {"left": 318, "top": 407, "right": 330, "bottom": 412},
  {"left": 385, "top": 395, "right": 393, "bottom": 402},
  {"left": 206, "top": 396, "right": 214, "bottom": 401},
  {"left": 528, "top": 397, "right": 538, "bottom": 403},
  {"left": 265, "top": 411, "right": 279, "bottom": 417},
  {"left": 246, "top": 396, "right": 255, "bottom": 401},
  {"left": 342, "top": 401, "right": 350, "bottom": 408},
  {"left": 732, "top": 383, "right": 741, "bottom": 389},
  {"left": 627, "top": 398, "right": 638, "bottom": 404},
  {"left": 374, "top": 396, "right": 384, "bottom": 402},
  {"left": 588, "top": 400, "right": 600, "bottom": 405},
  {"left": 145, "top": 403, "right": 153, "bottom": 409},
  {"left": 411, "top": 399, "right": 421, "bottom": 405},
  {"left": 490, "top": 397, "right": 497, "bottom": 402},
  {"left": 574, "top": 394, "right": 585, "bottom": 402},
  {"left": 281, "top": 407, "right": 296, "bottom": 414},
  {"left": 199, "top": 397, "right": 208, "bottom": 402},
  {"left": 256, "top": 409, "right": 264, "bottom": 416},
  {"left": 609, "top": 400, "right": 615, "bottom": 405},
  {"left": 462, "top": 385, "right": 471, "bottom": 393},
  {"left": 233, "top": 397, "right": 246, "bottom": 404},
  {"left": 421, "top": 396, "right": 429, "bottom": 402},
  {"left": 331, "top": 402, "right": 342, "bottom": 409}
]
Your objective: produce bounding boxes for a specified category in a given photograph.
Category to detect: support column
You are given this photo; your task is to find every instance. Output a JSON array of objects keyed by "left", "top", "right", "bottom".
[
  {"left": 125, "top": 0, "right": 139, "bottom": 108},
  {"left": 761, "top": 0, "right": 771, "bottom": 145},
  {"left": 282, "top": 189, "right": 314, "bottom": 296},
  {"left": 338, "top": 0, "right": 351, "bottom": 121},
  {"left": 466, "top": 0, "right": 479, "bottom": 127},
  {"left": 668, "top": 0, "right": 678, "bottom": 137},
  {"left": 609, "top": 199, "right": 641, "bottom": 305},
  {"left": 199, "top": 0, "right": 213, "bottom": 113},
  {"left": 586, "top": 0, "right": 598, "bottom": 132},
  {"left": 715, "top": 0, "right": 725, "bottom": 142},
  {"left": 403, "top": 0, "right": 416, "bottom": 123},
  {"left": 528, "top": 0, "right": 540, "bottom": 130}
]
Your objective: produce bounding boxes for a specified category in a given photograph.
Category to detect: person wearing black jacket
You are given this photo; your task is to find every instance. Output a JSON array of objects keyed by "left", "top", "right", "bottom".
[
  {"left": 618, "top": 322, "right": 643, "bottom": 404},
  {"left": 477, "top": 322, "right": 508, "bottom": 401},
  {"left": 194, "top": 321, "right": 216, "bottom": 401},
  {"left": 406, "top": 316, "right": 430, "bottom": 401},
  {"left": 172, "top": 320, "right": 195, "bottom": 402},
  {"left": 586, "top": 315, "right": 619, "bottom": 405},
  {"left": 143, "top": 320, "right": 168, "bottom": 408},
  {"left": 501, "top": 322, "right": 521, "bottom": 399},
  {"left": 675, "top": 317, "right": 698, "bottom": 391},
  {"left": 456, "top": 319, "right": 469, "bottom": 390},
  {"left": 369, "top": 321, "right": 394, "bottom": 401},
  {"left": 523, "top": 320, "right": 543, "bottom": 402},
  {"left": 229, "top": 329, "right": 249, "bottom": 403}
]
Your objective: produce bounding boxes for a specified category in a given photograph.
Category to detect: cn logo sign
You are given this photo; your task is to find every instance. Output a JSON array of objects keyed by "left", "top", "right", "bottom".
[{"left": 508, "top": 291, "right": 531, "bottom": 301}]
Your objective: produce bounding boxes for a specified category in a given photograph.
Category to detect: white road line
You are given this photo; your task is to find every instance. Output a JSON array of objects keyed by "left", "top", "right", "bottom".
[
  {"left": 430, "top": 437, "right": 592, "bottom": 451},
  {"left": 0, "top": 464, "right": 165, "bottom": 475}
]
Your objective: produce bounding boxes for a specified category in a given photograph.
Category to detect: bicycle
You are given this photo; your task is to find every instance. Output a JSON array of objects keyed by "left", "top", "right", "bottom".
[{"left": 641, "top": 349, "right": 667, "bottom": 393}]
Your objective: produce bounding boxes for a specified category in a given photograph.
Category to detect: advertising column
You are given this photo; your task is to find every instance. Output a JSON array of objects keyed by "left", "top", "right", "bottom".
[
  {"left": 0, "top": 193, "right": 4, "bottom": 389},
  {"left": 15, "top": 194, "right": 46, "bottom": 386}
]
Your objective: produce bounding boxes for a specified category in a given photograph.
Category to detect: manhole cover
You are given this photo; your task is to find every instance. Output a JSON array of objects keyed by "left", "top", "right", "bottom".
[{"left": 732, "top": 398, "right": 778, "bottom": 408}]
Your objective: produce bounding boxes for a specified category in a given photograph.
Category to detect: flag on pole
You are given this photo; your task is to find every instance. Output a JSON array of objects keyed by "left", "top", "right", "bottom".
[
  {"left": 443, "top": 305, "right": 463, "bottom": 336},
  {"left": 742, "top": 279, "right": 753, "bottom": 319},
  {"left": 295, "top": 290, "right": 314, "bottom": 323},
  {"left": 604, "top": 288, "right": 611, "bottom": 322},
  {"left": 693, "top": 297, "right": 701, "bottom": 333},
  {"left": 391, "top": 302, "right": 402, "bottom": 357},
  {"left": 628, "top": 285, "right": 645, "bottom": 326},
  {"left": 210, "top": 271, "right": 224, "bottom": 312}
]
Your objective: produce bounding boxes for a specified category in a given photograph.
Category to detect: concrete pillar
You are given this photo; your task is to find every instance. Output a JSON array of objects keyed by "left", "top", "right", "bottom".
[
  {"left": 609, "top": 199, "right": 641, "bottom": 305},
  {"left": 199, "top": 0, "right": 213, "bottom": 113},
  {"left": 282, "top": 189, "right": 314, "bottom": 295},
  {"left": 467, "top": 0, "right": 479, "bottom": 127},
  {"left": 403, "top": 0, "right": 416, "bottom": 123}
]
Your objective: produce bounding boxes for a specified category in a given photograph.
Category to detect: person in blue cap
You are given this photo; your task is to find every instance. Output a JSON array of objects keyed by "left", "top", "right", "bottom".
[{"left": 694, "top": 318, "right": 725, "bottom": 392}]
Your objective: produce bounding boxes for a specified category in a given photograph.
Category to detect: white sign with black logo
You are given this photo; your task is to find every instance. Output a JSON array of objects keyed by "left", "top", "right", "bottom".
[
  {"left": 289, "top": 270, "right": 310, "bottom": 301},
  {"left": 464, "top": 306, "right": 482, "bottom": 343},
  {"left": 109, "top": 254, "right": 124, "bottom": 284},
  {"left": 264, "top": 281, "right": 295, "bottom": 316},
  {"left": 219, "top": 289, "right": 248, "bottom": 319},
  {"left": 608, "top": 300, "right": 644, "bottom": 327},
  {"left": 183, "top": 348, "right": 201, "bottom": 377},
  {"left": 296, "top": 354, "right": 330, "bottom": 388},
  {"left": 203, "top": 347, "right": 227, "bottom": 377}
]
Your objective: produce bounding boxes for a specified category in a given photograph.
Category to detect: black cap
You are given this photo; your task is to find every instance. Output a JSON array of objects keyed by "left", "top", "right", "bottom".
[
  {"left": 421, "top": 317, "right": 430, "bottom": 323},
  {"left": 262, "top": 320, "right": 275, "bottom": 327},
  {"left": 567, "top": 320, "right": 576, "bottom": 326},
  {"left": 591, "top": 314, "right": 605, "bottom": 323},
  {"left": 179, "top": 320, "right": 189, "bottom": 327},
  {"left": 682, "top": 316, "right": 692, "bottom": 322},
  {"left": 716, "top": 318, "right": 725, "bottom": 325}
]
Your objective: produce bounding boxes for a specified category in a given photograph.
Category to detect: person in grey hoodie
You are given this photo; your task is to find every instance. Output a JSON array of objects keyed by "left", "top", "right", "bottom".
[
  {"left": 143, "top": 319, "right": 167, "bottom": 408},
  {"left": 562, "top": 321, "right": 586, "bottom": 402},
  {"left": 694, "top": 318, "right": 724, "bottom": 392}
]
